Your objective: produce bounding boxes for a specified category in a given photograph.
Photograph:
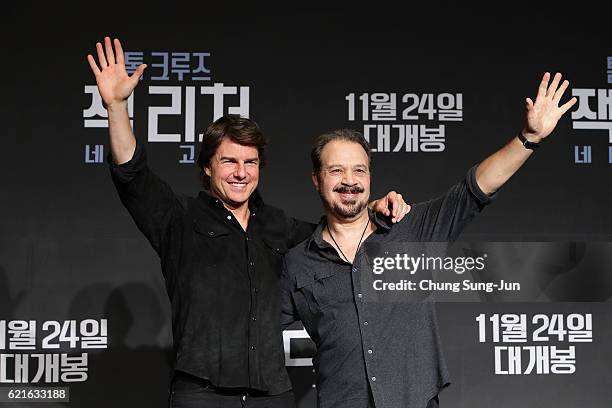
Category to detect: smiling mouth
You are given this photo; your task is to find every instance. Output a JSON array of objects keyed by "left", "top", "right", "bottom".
[
  {"left": 337, "top": 192, "right": 361, "bottom": 203},
  {"left": 228, "top": 181, "right": 248, "bottom": 189}
]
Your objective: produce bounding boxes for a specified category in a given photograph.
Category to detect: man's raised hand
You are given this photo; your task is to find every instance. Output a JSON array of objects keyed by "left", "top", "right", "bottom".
[
  {"left": 523, "top": 72, "right": 577, "bottom": 142},
  {"left": 86, "top": 37, "right": 146, "bottom": 108}
]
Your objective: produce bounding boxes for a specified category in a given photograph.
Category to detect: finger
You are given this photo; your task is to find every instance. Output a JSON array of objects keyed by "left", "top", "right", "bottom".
[
  {"left": 104, "top": 36, "right": 115, "bottom": 65},
  {"left": 130, "top": 63, "right": 147, "bottom": 84},
  {"left": 382, "top": 192, "right": 394, "bottom": 215},
  {"left": 372, "top": 199, "right": 390, "bottom": 217},
  {"left": 96, "top": 42, "right": 108, "bottom": 68},
  {"left": 559, "top": 97, "right": 578, "bottom": 115},
  {"left": 536, "top": 72, "right": 550, "bottom": 101},
  {"left": 114, "top": 38, "right": 124, "bottom": 65},
  {"left": 87, "top": 54, "right": 101, "bottom": 76},
  {"left": 553, "top": 79, "right": 569, "bottom": 102},
  {"left": 390, "top": 199, "right": 399, "bottom": 218},
  {"left": 395, "top": 204, "right": 405, "bottom": 222},
  {"left": 546, "top": 72, "right": 562, "bottom": 97},
  {"left": 392, "top": 193, "right": 403, "bottom": 217},
  {"left": 384, "top": 199, "right": 391, "bottom": 216},
  {"left": 398, "top": 204, "right": 411, "bottom": 222}
]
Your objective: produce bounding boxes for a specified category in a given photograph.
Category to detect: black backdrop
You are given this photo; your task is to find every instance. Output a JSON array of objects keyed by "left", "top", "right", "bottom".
[{"left": 1, "top": 2, "right": 611, "bottom": 407}]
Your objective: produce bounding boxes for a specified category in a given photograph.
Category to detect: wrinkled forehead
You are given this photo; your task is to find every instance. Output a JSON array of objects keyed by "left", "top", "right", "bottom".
[{"left": 320, "top": 140, "right": 370, "bottom": 169}]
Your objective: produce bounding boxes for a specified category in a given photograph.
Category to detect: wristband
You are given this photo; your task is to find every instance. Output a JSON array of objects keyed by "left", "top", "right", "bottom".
[{"left": 518, "top": 131, "right": 540, "bottom": 150}]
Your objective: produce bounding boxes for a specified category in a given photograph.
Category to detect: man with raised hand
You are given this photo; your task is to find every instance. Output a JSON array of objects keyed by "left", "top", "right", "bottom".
[
  {"left": 87, "top": 37, "right": 410, "bottom": 408},
  {"left": 280, "top": 73, "right": 576, "bottom": 408}
]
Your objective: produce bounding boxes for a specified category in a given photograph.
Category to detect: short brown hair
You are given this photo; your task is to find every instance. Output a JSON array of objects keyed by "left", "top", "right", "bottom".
[
  {"left": 311, "top": 129, "right": 372, "bottom": 176},
  {"left": 197, "top": 115, "right": 267, "bottom": 188}
]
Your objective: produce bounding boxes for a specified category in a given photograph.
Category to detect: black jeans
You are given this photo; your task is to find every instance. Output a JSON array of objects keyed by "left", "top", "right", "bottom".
[{"left": 169, "top": 371, "right": 296, "bottom": 408}]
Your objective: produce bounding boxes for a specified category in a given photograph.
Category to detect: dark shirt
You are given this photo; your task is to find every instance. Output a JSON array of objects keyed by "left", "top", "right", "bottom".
[
  {"left": 281, "top": 166, "right": 493, "bottom": 408},
  {"left": 109, "top": 140, "right": 314, "bottom": 394}
]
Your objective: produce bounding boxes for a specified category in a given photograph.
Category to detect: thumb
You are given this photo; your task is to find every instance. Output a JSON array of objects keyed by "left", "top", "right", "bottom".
[{"left": 131, "top": 63, "right": 147, "bottom": 84}]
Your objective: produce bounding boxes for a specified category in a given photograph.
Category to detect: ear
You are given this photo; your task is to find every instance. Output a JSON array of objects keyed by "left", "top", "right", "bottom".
[{"left": 312, "top": 172, "right": 320, "bottom": 191}]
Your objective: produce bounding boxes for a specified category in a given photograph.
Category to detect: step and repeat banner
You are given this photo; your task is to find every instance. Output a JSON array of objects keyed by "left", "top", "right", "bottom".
[{"left": 1, "top": 3, "right": 611, "bottom": 407}]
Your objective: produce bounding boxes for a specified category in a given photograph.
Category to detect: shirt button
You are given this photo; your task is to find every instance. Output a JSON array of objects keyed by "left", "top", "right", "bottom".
[
  {"left": 363, "top": 321, "right": 369, "bottom": 326},
  {"left": 368, "top": 349, "right": 373, "bottom": 354},
  {"left": 371, "top": 376, "right": 376, "bottom": 382},
  {"left": 227, "top": 215, "right": 232, "bottom": 220}
]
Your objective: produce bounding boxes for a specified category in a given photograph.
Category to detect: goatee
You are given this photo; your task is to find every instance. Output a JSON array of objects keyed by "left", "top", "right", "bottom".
[{"left": 319, "top": 192, "right": 368, "bottom": 219}]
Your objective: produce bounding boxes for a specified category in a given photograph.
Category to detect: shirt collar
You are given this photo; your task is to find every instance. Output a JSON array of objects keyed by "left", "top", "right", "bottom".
[
  {"left": 197, "top": 189, "right": 264, "bottom": 213},
  {"left": 307, "top": 207, "right": 392, "bottom": 252}
]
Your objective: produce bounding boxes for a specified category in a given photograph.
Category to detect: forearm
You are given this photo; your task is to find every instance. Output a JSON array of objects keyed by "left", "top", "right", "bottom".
[
  {"left": 475, "top": 134, "right": 533, "bottom": 195},
  {"left": 110, "top": 145, "right": 184, "bottom": 255},
  {"left": 107, "top": 101, "right": 137, "bottom": 165}
]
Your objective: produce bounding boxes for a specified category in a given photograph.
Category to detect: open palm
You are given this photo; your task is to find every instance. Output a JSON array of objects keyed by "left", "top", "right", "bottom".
[
  {"left": 523, "top": 72, "right": 577, "bottom": 142},
  {"left": 87, "top": 37, "right": 146, "bottom": 107}
]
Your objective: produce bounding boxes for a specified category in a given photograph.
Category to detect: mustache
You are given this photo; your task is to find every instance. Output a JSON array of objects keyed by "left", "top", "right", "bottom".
[{"left": 334, "top": 186, "right": 364, "bottom": 194}]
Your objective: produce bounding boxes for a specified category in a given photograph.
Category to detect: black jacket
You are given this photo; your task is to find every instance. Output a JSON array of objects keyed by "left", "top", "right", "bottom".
[{"left": 109, "top": 140, "right": 314, "bottom": 394}]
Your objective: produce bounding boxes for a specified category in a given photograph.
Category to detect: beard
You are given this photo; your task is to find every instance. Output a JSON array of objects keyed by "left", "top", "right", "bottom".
[{"left": 320, "top": 185, "right": 369, "bottom": 219}]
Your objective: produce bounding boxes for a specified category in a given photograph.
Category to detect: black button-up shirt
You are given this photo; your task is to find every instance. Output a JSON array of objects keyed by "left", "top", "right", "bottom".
[
  {"left": 109, "top": 140, "right": 314, "bottom": 394},
  {"left": 281, "top": 166, "right": 493, "bottom": 408}
]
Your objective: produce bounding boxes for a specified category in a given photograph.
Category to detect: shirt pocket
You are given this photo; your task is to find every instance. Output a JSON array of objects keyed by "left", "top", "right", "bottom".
[
  {"left": 192, "top": 219, "right": 230, "bottom": 267},
  {"left": 296, "top": 266, "right": 341, "bottom": 314}
]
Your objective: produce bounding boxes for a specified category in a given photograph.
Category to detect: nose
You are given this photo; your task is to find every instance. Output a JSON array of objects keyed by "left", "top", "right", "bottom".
[
  {"left": 342, "top": 170, "right": 357, "bottom": 185},
  {"left": 234, "top": 161, "right": 247, "bottom": 179}
]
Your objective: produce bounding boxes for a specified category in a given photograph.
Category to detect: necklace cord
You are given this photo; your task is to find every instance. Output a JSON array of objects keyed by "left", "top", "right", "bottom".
[{"left": 326, "top": 218, "right": 370, "bottom": 264}]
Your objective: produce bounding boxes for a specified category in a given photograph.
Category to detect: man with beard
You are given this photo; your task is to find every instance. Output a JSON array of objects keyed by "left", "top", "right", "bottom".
[
  {"left": 87, "top": 37, "right": 409, "bottom": 407},
  {"left": 280, "top": 73, "right": 577, "bottom": 408}
]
